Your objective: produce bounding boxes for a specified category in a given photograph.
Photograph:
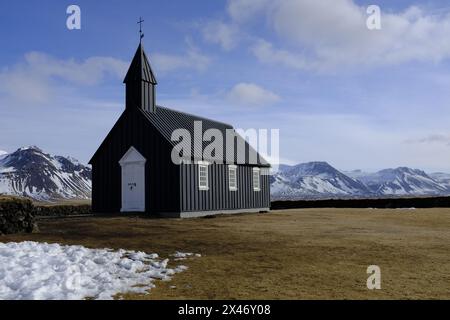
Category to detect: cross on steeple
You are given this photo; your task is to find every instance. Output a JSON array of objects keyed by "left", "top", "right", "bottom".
[
  {"left": 124, "top": 26, "right": 158, "bottom": 113},
  {"left": 138, "top": 17, "right": 144, "bottom": 43}
]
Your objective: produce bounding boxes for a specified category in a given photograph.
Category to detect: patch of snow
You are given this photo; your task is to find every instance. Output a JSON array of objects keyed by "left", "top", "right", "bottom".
[
  {"left": 50, "top": 158, "right": 63, "bottom": 170},
  {"left": 0, "top": 150, "right": 8, "bottom": 160},
  {"left": 18, "top": 146, "right": 41, "bottom": 152},
  {"left": 66, "top": 156, "right": 80, "bottom": 165},
  {"left": 172, "top": 252, "right": 202, "bottom": 261},
  {"left": 0, "top": 167, "right": 15, "bottom": 174},
  {"left": 174, "top": 265, "right": 189, "bottom": 272},
  {"left": 0, "top": 242, "right": 192, "bottom": 300}
]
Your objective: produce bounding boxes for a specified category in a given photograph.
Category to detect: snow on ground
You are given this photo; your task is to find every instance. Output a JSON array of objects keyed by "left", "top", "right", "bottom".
[
  {"left": 0, "top": 242, "right": 196, "bottom": 300},
  {"left": 172, "top": 252, "right": 202, "bottom": 261}
]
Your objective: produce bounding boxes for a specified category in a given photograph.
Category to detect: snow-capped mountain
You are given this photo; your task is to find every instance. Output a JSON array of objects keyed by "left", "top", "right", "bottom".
[
  {"left": 350, "top": 167, "right": 449, "bottom": 196},
  {"left": 272, "top": 162, "right": 450, "bottom": 200},
  {"left": 0, "top": 150, "right": 8, "bottom": 160},
  {"left": 0, "top": 146, "right": 91, "bottom": 201},
  {"left": 271, "top": 162, "right": 370, "bottom": 200},
  {"left": 429, "top": 172, "right": 450, "bottom": 188}
]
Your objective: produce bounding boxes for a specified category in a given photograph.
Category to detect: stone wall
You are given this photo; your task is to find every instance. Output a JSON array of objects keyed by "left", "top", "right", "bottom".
[
  {"left": 0, "top": 197, "right": 38, "bottom": 235},
  {"left": 271, "top": 196, "right": 450, "bottom": 210},
  {"left": 34, "top": 204, "right": 91, "bottom": 217}
]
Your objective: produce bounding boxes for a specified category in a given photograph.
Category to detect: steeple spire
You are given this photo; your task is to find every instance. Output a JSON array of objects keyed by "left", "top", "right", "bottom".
[
  {"left": 123, "top": 44, "right": 157, "bottom": 84},
  {"left": 123, "top": 24, "right": 157, "bottom": 113}
]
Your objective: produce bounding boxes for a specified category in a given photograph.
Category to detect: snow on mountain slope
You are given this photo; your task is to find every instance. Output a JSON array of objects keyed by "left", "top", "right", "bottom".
[
  {"left": 0, "top": 150, "right": 8, "bottom": 160},
  {"left": 0, "top": 146, "right": 91, "bottom": 201},
  {"left": 272, "top": 163, "right": 450, "bottom": 200},
  {"left": 360, "top": 167, "right": 449, "bottom": 196},
  {"left": 271, "top": 162, "right": 371, "bottom": 200},
  {"left": 344, "top": 169, "right": 371, "bottom": 180},
  {"left": 429, "top": 172, "right": 450, "bottom": 190}
]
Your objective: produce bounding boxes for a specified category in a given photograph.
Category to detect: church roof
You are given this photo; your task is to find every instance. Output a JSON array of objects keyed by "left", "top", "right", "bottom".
[
  {"left": 139, "top": 106, "right": 270, "bottom": 167},
  {"left": 123, "top": 44, "right": 157, "bottom": 84},
  {"left": 89, "top": 105, "right": 270, "bottom": 167}
]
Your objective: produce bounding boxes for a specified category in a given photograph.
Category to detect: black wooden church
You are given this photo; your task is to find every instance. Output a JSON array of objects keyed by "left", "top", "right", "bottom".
[{"left": 89, "top": 40, "right": 271, "bottom": 217}]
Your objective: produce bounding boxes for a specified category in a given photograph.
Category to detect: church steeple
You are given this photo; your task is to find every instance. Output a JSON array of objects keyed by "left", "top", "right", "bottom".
[{"left": 123, "top": 22, "right": 157, "bottom": 113}]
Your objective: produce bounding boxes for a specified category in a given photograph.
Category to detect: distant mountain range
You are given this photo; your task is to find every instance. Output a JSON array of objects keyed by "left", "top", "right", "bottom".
[
  {"left": 1, "top": 146, "right": 450, "bottom": 202},
  {"left": 271, "top": 162, "right": 450, "bottom": 200},
  {"left": 0, "top": 146, "right": 91, "bottom": 201}
]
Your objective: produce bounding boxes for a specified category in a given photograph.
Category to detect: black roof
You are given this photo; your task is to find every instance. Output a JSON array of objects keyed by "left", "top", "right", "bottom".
[
  {"left": 123, "top": 44, "right": 157, "bottom": 84},
  {"left": 89, "top": 105, "right": 270, "bottom": 167},
  {"left": 139, "top": 106, "right": 270, "bottom": 167}
]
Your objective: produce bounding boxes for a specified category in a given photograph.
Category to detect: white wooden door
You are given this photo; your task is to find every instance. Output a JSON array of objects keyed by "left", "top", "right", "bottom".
[
  {"left": 122, "top": 164, "right": 145, "bottom": 211},
  {"left": 119, "top": 147, "right": 146, "bottom": 212}
]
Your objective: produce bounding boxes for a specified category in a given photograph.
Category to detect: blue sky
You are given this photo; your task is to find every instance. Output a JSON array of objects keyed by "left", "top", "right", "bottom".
[{"left": 2, "top": 0, "right": 450, "bottom": 172}]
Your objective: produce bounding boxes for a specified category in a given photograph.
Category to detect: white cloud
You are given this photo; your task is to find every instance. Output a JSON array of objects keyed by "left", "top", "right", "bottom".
[
  {"left": 152, "top": 41, "right": 211, "bottom": 72},
  {"left": 0, "top": 52, "right": 127, "bottom": 104},
  {"left": 227, "top": 82, "right": 280, "bottom": 107},
  {"left": 266, "top": 0, "right": 450, "bottom": 70},
  {"left": 23, "top": 52, "right": 127, "bottom": 85},
  {"left": 200, "top": 0, "right": 271, "bottom": 51},
  {"left": 211, "top": 0, "right": 450, "bottom": 71},
  {"left": 227, "top": 0, "right": 271, "bottom": 23},
  {"left": 404, "top": 134, "right": 450, "bottom": 146},
  {"left": 0, "top": 70, "right": 52, "bottom": 104},
  {"left": 252, "top": 39, "right": 317, "bottom": 70},
  {"left": 202, "top": 21, "right": 240, "bottom": 50}
]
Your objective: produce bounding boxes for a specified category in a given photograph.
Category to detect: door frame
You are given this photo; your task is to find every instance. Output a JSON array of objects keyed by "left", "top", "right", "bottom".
[{"left": 118, "top": 146, "right": 146, "bottom": 212}]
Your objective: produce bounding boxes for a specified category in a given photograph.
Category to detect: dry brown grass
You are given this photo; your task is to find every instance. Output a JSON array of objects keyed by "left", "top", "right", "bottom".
[
  {"left": 0, "top": 195, "right": 29, "bottom": 202},
  {"left": 2, "top": 208, "right": 450, "bottom": 299},
  {"left": 32, "top": 199, "right": 92, "bottom": 206}
]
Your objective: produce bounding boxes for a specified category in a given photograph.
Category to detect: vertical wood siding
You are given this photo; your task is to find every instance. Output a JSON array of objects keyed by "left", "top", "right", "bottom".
[
  {"left": 180, "top": 164, "right": 270, "bottom": 212},
  {"left": 91, "top": 108, "right": 180, "bottom": 213}
]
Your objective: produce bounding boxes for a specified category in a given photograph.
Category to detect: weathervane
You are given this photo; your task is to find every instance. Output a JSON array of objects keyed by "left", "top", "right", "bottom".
[{"left": 138, "top": 17, "right": 144, "bottom": 43}]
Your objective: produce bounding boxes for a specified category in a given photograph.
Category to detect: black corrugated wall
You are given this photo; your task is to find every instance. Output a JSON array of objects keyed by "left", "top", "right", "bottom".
[{"left": 179, "top": 164, "right": 270, "bottom": 212}]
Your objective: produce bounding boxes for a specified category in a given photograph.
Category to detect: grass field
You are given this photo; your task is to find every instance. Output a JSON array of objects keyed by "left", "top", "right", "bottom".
[
  {"left": 32, "top": 199, "right": 92, "bottom": 206},
  {"left": 2, "top": 208, "right": 450, "bottom": 299}
]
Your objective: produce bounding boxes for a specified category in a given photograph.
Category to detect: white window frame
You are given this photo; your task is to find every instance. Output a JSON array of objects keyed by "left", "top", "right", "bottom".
[
  {"left": 228, "top": 165, "right": 238, "bottom": 191},
  {"left": 198, "top": 161, "right": 209, "bottom": 191},
  {"left": 253, "top": 167, "right": 261, "bottom": 191}
]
